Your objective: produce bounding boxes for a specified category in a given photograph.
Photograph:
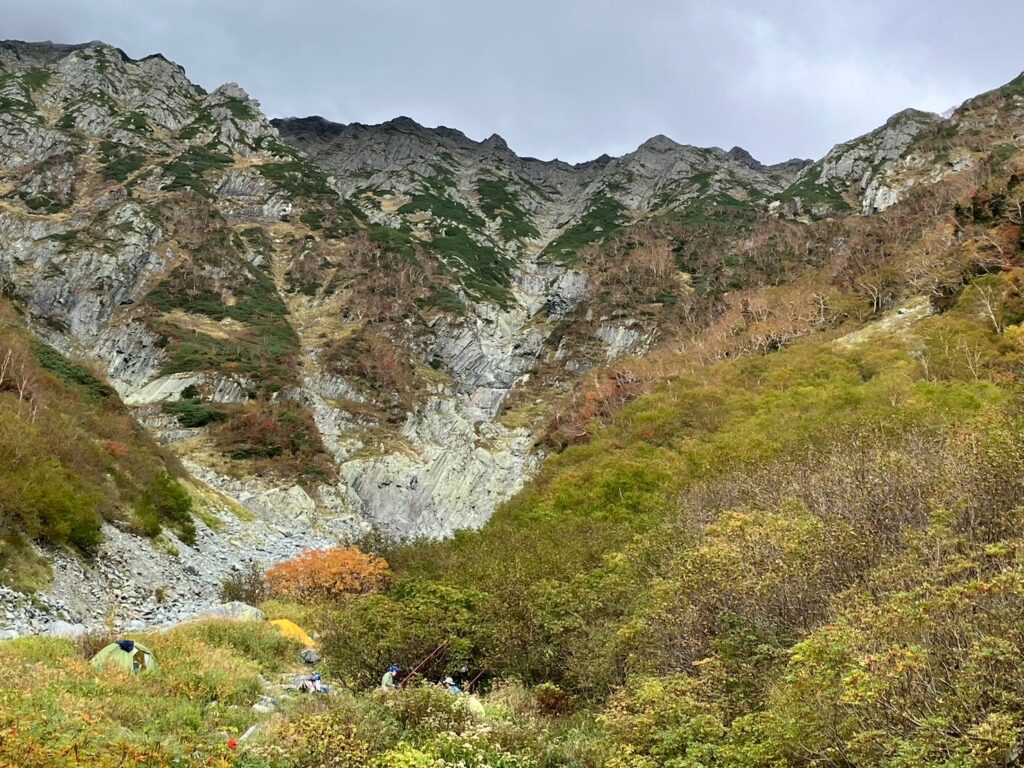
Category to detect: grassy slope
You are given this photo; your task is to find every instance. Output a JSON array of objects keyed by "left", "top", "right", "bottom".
[
  {"left": 0, "top": 621, "right": 298, "bottom": 767},
  {"left": 0, "top": 618, "right": 617, "bottom": 768},
  {"left": 0, "top": 305, "right": 196, "bottom": 591}
]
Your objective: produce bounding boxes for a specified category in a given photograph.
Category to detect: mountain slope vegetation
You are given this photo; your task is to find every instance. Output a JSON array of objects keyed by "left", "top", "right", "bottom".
[
  {"left": 308, "top": 80, "right": 1024, "bottom": 765},
  {"left": 0, "top": 302, "right": 195, "bottom": 591},
  {"left": 2, "top": 35, "right": 1024, "bottom": 768}
]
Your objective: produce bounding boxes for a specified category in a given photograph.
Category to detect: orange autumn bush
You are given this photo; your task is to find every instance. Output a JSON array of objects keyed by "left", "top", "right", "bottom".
[{"left": 265, "top": 547, "right": 392, "bottom": 602}]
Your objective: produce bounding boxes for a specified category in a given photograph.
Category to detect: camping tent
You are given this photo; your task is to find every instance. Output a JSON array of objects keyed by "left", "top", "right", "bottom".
[
  {"left": 271, "top": 619, "right": 316, "bottom": 648},
  {"left": 91, "top": 640, "right": 159, "bottom": 673}
]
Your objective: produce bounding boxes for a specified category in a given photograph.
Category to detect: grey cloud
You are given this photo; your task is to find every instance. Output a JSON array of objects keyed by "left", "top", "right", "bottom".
[{"left": 1, "top": 0, "right": 1021, "bottom": 163}]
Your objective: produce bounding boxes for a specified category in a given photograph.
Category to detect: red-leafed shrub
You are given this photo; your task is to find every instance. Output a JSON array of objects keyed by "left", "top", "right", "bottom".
[
  {"left": 100, "top": 439, "right": 130, "bottom": 458},
  {"left": 265, "top": 547, "right": 392, "bottom": 602}
]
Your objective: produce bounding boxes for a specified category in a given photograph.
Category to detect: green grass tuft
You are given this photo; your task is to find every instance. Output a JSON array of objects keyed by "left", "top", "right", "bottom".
[
  {"left": 163, "top": 144, "right": 233, "bottom": 194},
  {"left": 476, "top": 176, "right": 540, "bottom": 241},
  {"left": 542, "top": 194, "right": 629, "bottom": 263}
]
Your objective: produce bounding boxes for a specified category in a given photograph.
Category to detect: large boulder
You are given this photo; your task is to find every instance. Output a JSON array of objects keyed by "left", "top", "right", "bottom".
[
  {"left": 190, "top": 602, "right": 267, "bottom": 622},
  {"left": 46, "top": 620, "right": 88, "bottom": 638}
]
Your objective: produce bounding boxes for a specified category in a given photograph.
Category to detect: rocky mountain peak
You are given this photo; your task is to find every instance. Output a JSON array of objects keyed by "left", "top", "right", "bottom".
[
  {"left": 883, "top": 106, "right": 941, "bottom": 127},
  {"left": 574, "top": 152, "right": 614, "bottom": 168},
  {"left": 210, "top": 81, "right": 251, "bottom": 101},
  {"left": 271, "top": 114, "right": 344, "bottom": 139},
  {"left": 637, "top": 133, "right": 681, "bottom": 152},
  {"left": 384, "top": 114, "right": 423, "bottom": 131},
  {"left": 726, "top": 145, "right": 763, "bottom": 170},
  {"left": 481, "top": 133, "right": 509, "bottom": 151},
  {"left": 777, "top": 105, "right": 944, "bottom": 218},
  {"left": 0, "top": 39, "right": 107, "bottom": 66}
]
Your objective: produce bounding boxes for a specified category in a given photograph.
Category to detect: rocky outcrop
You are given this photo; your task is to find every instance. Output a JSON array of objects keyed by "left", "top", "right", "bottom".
[
  {"left": 815, "top": 109, "right": 940, "bottom": 187},
  {"left": 125, "top": 372, "right": 250, "bottom": 405},
  {"left": 861, "top": 148, "right": 973, "bottom": 214},
  {"left": 343, "top": 397, "right": 539, "bottom": 536},
  {"left": 778, "top": 108, "right": 943, "bottom": 216}
]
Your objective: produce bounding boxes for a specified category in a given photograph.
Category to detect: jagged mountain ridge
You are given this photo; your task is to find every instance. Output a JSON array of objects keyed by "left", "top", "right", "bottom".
[
  {"left": 274, "top": 113, "right": 810, "bottom": 277},
  {"left": 0, "top": 37, "right": 1021, "bottom": 635},
  {"left": 0, "top": 37, "right": 825, "bottom": 553}
]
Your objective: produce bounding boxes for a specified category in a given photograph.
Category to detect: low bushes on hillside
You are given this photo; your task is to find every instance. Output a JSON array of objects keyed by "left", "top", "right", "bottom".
[
  {"left": 322, "top": 328, "right": 416, "bottom": 413},
  {"left": 220, "top": 561, "right": 271, "bottom": 605},
  {"left": 319, "top": 579, "right": 484, "bottom": 689},
  {"left": 0, "top": 309, "right": 195, "bottom": 588},
  {"left": 212, "top": 401, "right": 335, "bottom": 483},
  {"left": 336, "top": 252, "right": 1024, "bottom": 716}
]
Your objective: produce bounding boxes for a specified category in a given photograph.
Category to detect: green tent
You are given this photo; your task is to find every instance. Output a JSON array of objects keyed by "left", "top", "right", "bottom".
[{"left": 91, "top": 640, "right": 159, "bottom": 673}]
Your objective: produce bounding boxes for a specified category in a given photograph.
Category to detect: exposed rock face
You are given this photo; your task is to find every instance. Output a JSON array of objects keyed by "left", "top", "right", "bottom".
[
  {"left": 126, "top": 372, "right": 250, "bottom": 405},
  {"left": 861, "top": 148, "right": 973, "bottom": 214},
  {"left": 815, "top": 109, "right": 940, "bottom": 186},
  {"left": 343, "top": 398, "right": 539, "bottom": 536},
  {"left": 778, "top": 108, "right": 943, "bottom": 217}
]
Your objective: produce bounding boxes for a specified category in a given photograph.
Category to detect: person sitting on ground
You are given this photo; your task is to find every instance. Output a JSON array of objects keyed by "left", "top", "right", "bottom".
[
  {"left": 381, "top": 664, "right": 400, "bottom": 691},
  {"left": 443, "top": 676, "right": 462, "bottom": 694},
  {"left": 296, "top": 672, "right": 331, "bottom": 694}
]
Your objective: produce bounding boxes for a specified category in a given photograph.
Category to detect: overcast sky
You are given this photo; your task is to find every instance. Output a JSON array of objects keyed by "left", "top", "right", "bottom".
[{"left": 2, "top": 1, "right": 1022, "bottom": 164}]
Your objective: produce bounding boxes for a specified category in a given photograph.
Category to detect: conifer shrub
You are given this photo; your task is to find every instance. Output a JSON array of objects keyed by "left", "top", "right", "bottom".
[{"left": 161, "top": 397, "right": 227, "bottom": 428}]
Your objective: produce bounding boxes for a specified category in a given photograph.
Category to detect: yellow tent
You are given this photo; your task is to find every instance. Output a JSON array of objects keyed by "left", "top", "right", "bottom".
[{"left": 271, "top": 619, "right": 316, "bottom": 648}]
